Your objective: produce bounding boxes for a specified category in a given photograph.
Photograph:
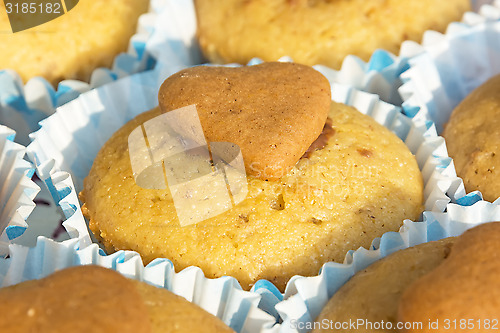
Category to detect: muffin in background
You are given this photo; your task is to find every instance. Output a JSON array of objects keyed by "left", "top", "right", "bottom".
[
  {"left": 194, "top": 0, "right": 470, "bottom": 69},
  {"left": 443, "top": 74, "right": 500, "bottom": 202},
  {"left": 0, "top": 265, "right": 234, "bottom": 333},
  {"left": 398, "top": 222, "right": 500, "bottom": 332},
  {"left": 0, "top": 0, "right": 150, "bottom": 86}
]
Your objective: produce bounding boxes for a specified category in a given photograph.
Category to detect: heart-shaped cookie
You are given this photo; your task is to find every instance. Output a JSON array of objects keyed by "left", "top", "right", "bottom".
[
  {"left": 0, "top": 266, "right": 150, "bottom": 333},
  {"left": 398, "top": 222, "right": 500, "bottom": 329},
  {"left": 158, "top": 62, "right": 331, "bottom": 181}
]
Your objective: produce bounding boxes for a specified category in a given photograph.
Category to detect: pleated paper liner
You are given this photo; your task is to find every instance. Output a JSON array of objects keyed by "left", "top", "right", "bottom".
[
  {"left": 400, "top": 18, "right": 500, "bottom": 132},
  {"left": 0, "top": 125, "right": 39, "bottom": 256},
  {"left": 0, "top": 0, "right": 202, "bottom": 145}
]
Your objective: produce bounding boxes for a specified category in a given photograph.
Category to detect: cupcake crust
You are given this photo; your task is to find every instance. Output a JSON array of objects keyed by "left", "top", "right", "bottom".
[{"left": 398, "top": 222, "right": 500, "bottom": 331}]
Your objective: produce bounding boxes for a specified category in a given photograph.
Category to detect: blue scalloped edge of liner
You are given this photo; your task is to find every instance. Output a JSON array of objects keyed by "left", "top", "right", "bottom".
[
  {"left": 0, "top": 47, "right": 154, "bottom": 116},
  {"left": 5, "top": 226, "right": 27, "bottom": 241}
]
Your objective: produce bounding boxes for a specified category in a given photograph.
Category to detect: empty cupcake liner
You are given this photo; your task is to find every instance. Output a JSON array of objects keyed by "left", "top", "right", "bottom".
[
  {"left": 0, "top": 0, "right": 203, "bottom": 145},
  {"left": 273, "top": 200, "right": 500, "bottom": 333},
  {"left": 0, "top": 125, "right": 40, "bottom": 256},
  {"left": 0, "top": 236, "right": 277, "bottom": 332}
]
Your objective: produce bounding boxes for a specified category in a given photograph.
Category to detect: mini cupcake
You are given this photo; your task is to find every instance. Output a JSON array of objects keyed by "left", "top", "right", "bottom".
[
  {"left": 0, "top": 125, "right": 39, "bottom": 256},
  {"left": 0, "top": 0, "right": 150, "bottom": 86},
  {"left": 27, "top": 58, "right": 459, "bottom": 299},
  {"left": 442, "top": 74, "right": 500, "bottom": 202},
  {"left": 0, "top": 265, "right": 235, "bottom": 332},
  {"left": 79, "top": 62, "right": 423, "bottom": 292},
  {"left": 193, "top": 0, "right": 470, "bottom": 70}
]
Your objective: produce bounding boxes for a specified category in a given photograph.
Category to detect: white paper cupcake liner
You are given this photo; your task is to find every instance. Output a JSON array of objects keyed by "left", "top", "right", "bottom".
[
  {"left": 399, "top": 0, "right": 500, "bottom": 60},
  {"left": 273, "top": 200, "right": 500, "bottom": 333},
  {"left": 0, "top": 236, "right": 276, "bottom": 333},
  {"left": 466, "top": 0, "right": 500, "bottom": 23},
  {"left": 400, "top": 19, "right": 500, "bottom": 131},
  {"left": 309, "top": 51, "right": 406, "bottom": 107},
  {"left": 0, "top": 0, "right": 203, "bottom": 146},
  {"left": 0, "top": 125, "right": 40, "bottom": 256}
]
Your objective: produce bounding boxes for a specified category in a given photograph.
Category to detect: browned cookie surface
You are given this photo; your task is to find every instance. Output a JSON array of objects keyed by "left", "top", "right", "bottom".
[
  {"left": 133, "top": 280, "right": 234, "bottom": 333},
  {"left": 0, "top": 265, "right": 234, "bottom": 333},
  {"left": 158, "top": 62, "right": 331, "bottom": 181}
]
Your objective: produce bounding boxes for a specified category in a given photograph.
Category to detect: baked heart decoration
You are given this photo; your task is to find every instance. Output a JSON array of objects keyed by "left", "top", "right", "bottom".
[
  {"left": 398, "top": 222, "right": 500, "bottom": 331},
  {"left": 0, "top": 266, "right": 150, "bottom": 333},
  {"left": 158, "top": 61, "right": 331, "bottom": 181}
]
